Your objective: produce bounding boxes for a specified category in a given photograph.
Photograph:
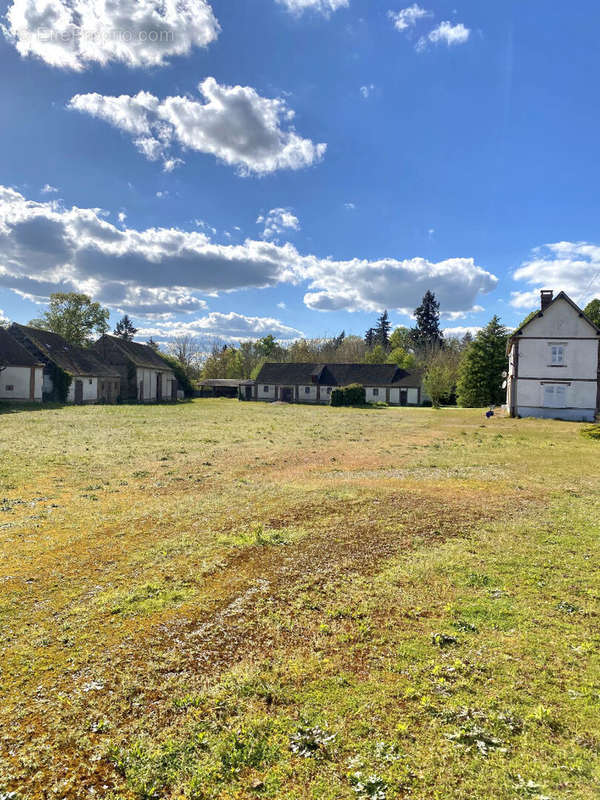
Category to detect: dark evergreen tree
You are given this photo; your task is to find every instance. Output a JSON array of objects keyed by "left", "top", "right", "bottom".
[
  {"left": 456, "top": 316, "right": 508, "bottom": 407},
  {"left": 374, "top": 310, "right": 391, "bottom": 349},
  {"left": 410, "top": 290, "right": 443, "bottom": 352},
  {"left": 114, "top": 314, "right": 138, "bottom": 341},
  {"left": 461, "top": 331, "right": 474, "bottom": 350},
  {"left": 364, "top": 328, "right": 376, "bottom": 348},
  {"left": 332, "top": 330, "right": 346, "bottom": 350}
]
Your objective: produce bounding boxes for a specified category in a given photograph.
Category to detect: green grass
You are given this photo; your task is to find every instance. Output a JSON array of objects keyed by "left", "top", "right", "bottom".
[{"left": 0, "top": 400, "right": 599, "bottom": 799}]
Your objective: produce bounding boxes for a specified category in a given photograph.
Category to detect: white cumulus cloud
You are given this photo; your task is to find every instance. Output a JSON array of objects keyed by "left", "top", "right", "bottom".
[
  {"left": 360, "top": 84, "right": 375, "bottom": 99},
  {"left": 257, "top": 208, "right": 300, "bottom": 240},
  {"left": 276, "top": 0, "right": 348, "bottom": 16},
  {"left": 388, "top": 4, "right": 431, "bottom": 32},
  {"left": 68, "top": 78, "right": 327, "bottom": 175},
  {"left": 0, "top": 186, "right": 497, "bottom": 321},
  {"left": 41, "top": 184, "right": 58, "bottom": 194},
  {"left": 443, "top": 325, "right": 482, "bottom": 339},
  {"left": 303, "top": 256, "right": 497, "bottom": 314},
  {"left": 2, "top": 0, "right": 219, "bottom": 70},
  {"left": 137, "top": 312, "right": 303, "bottom": 342},
  {"left": 511, "top": 242, "right": 600, "bottom": 309},
  {"left": 418, "top": 21, "right": 470, "bottom": 50}
]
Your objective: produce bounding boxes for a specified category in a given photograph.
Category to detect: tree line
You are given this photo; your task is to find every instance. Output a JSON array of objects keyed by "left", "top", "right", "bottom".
[{"left": 200, "top": 290, "right": 511, "bottom": 408}]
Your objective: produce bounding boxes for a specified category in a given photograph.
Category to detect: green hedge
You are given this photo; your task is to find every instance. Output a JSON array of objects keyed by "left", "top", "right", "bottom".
[{"left": 330, "top": 384, "right": 366, "bottom": 407}]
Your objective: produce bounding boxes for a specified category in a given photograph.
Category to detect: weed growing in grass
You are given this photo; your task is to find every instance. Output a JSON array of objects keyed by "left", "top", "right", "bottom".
[
  {"left": 349, "top": 772, "right": 388, "bottom": 799},
  {"left": 289, "top": 724, "right": 336, "bottom": 758},
  {"left": 445, "top": 725, "right": 507, "bottom": 756},
  {"left": 580, "top": 424, "right": 600, "bottom": 440}
]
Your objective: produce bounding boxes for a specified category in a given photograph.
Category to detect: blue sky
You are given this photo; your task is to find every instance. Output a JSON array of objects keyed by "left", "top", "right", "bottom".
[{"left": 1, "top": 0, "right": 600, "bottom": 344}]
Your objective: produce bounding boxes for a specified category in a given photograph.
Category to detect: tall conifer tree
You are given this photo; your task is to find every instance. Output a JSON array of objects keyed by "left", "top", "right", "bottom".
[{"left": 456, "top": 316, "right": 508, "bottom": 407}]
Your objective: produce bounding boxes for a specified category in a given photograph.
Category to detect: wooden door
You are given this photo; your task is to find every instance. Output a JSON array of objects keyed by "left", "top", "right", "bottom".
[
  {"left": 74, "top": 380, "right": 83, "bottom": 404},
  {"left": 156, "top": 373, "right": 162, "bottom": 401}
]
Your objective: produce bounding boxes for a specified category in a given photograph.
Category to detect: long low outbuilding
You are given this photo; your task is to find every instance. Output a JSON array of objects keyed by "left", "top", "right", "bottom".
[
  {"left": 252, "top": 362, "right": 425, "bottom": 405},
  {"left": 196, "top": 378, "right": 255, "bottom": 399}
]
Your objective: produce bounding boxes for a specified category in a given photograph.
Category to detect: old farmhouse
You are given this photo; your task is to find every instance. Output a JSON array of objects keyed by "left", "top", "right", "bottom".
[
  {"left": 253, "top": 363, "right": 424, "bottom": 405},
  {"left": 11, "top": 324, "right": 121, "bottom": 403},
  {"left": 507, "top": 290, "right": 600, "bottom": 422},
  {"left": 93, "top": 335, "right": 177, "bottom": 403},
  {"left": 0, "top": 328, "right": 44, "bottom": 402}
]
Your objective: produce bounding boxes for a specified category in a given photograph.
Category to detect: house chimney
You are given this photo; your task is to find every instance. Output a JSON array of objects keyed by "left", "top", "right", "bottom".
[{"left": 540, "top": 290, "right": 554, "bottom": 312}]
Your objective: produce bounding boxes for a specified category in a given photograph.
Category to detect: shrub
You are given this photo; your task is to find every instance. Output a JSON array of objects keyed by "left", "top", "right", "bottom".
[
  {"left": 330, "top": 384, "right": 366, "bottom": 407},
  {"left": 344, "top": 383, "right": 366, "bottom": 406},
  {"left": 330, "top": 388, "right": 345, "bottom": 406}
]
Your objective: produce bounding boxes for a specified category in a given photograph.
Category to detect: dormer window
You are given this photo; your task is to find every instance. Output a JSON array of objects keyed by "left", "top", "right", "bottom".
[{"left": 549, "top": 344, "right": 566, "bottom": 366}]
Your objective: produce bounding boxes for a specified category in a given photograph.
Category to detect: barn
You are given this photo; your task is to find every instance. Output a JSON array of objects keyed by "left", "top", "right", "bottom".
[
  {"left": 0, "top": 328, "right": 44, "bottom": 402},
  {"left": 93, "top": 335, "right": 178, "bottom": 403},
  {"left": 10, "top": 324, "right": 121, "bottom": 403}
]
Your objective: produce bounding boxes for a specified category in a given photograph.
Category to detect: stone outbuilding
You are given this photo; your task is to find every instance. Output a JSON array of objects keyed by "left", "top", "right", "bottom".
[
  {"left": 10, "top": 324, "right": 121, "bottom": 403},
  {"left": 93, "top": 335, "right": 177, "bottom": 402}
]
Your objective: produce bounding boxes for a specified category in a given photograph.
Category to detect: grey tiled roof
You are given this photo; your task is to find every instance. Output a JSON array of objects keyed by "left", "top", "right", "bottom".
[
  {"left": 11, "top": 324, "right": 120, "bottom": 377},
  {"left": 255, "top": 362, "right": 421, "bottom": 387}
]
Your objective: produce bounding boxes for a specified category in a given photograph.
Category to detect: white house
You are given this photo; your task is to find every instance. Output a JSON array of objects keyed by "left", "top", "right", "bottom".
[
  {"left": 507, "top": 290, "right": 600, "bottom": 422},
  {"left": 253, "top": 363, "right": 425, "bottom": 405},
  {"left": 0, "top": 328, "right": 44, "bottom": 402}
]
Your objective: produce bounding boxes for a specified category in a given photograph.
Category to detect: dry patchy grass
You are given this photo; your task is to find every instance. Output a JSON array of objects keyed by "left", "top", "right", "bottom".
[{"left": 0, "top": 400, "right": 599, "bottom": 799}]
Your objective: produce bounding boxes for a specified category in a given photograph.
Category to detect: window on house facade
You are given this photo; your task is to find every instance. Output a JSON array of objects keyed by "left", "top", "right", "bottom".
[
  {"left": 543, "top": 383, "right": 568, "bottom": 408},
  {"left": 372, "top": 388, "right": 379, "bottom": 396},
  {"left": 549, "top": 344, "right": 566, "bottom": 366},
  {"left": 5, "top": 385, "right": 14, "bottom": 391},
  {"left": 89, "top": 378, "right": 93, "bottom": 384},
  {"left": 305, "top": 386, "right": 311, "bottom": 394},
  {"left": 326, "top": 387, "right": 332, "bottom": 394},
  {"left": 263, "top": 385, "right": 269, "bottom": 392}
]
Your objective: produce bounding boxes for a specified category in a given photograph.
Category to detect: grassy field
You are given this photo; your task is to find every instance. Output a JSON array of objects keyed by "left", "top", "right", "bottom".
[{"left": 0, "top": 399, "right": 599, "bottom": 800}]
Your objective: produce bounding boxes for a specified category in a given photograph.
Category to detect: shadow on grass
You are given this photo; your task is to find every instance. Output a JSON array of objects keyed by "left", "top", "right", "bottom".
[
  {"left": 0, "top": 399, "right": 194, "bottom": 415},
  {"left": 0, "top": 401, "right": 65, "bottom": 415}
]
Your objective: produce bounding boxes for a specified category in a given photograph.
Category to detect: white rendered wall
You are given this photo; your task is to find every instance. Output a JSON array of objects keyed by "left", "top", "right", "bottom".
[
  {"left": 259, "top": 384, "right": 276, "bottom": 400},
  {"left": 67, "top": 377, "right": 98, "bottom": 403},
  {"left": 298, "top": 385, "right": 318, "bottom": 401},
  {"left": 0, "top": 366, "right": 43, "bottom": 401}
]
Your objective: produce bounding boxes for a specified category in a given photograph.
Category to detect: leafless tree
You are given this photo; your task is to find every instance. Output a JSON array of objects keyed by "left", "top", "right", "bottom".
[{"left": 167, "top": 335, "right": 201, "bottom": 376}]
